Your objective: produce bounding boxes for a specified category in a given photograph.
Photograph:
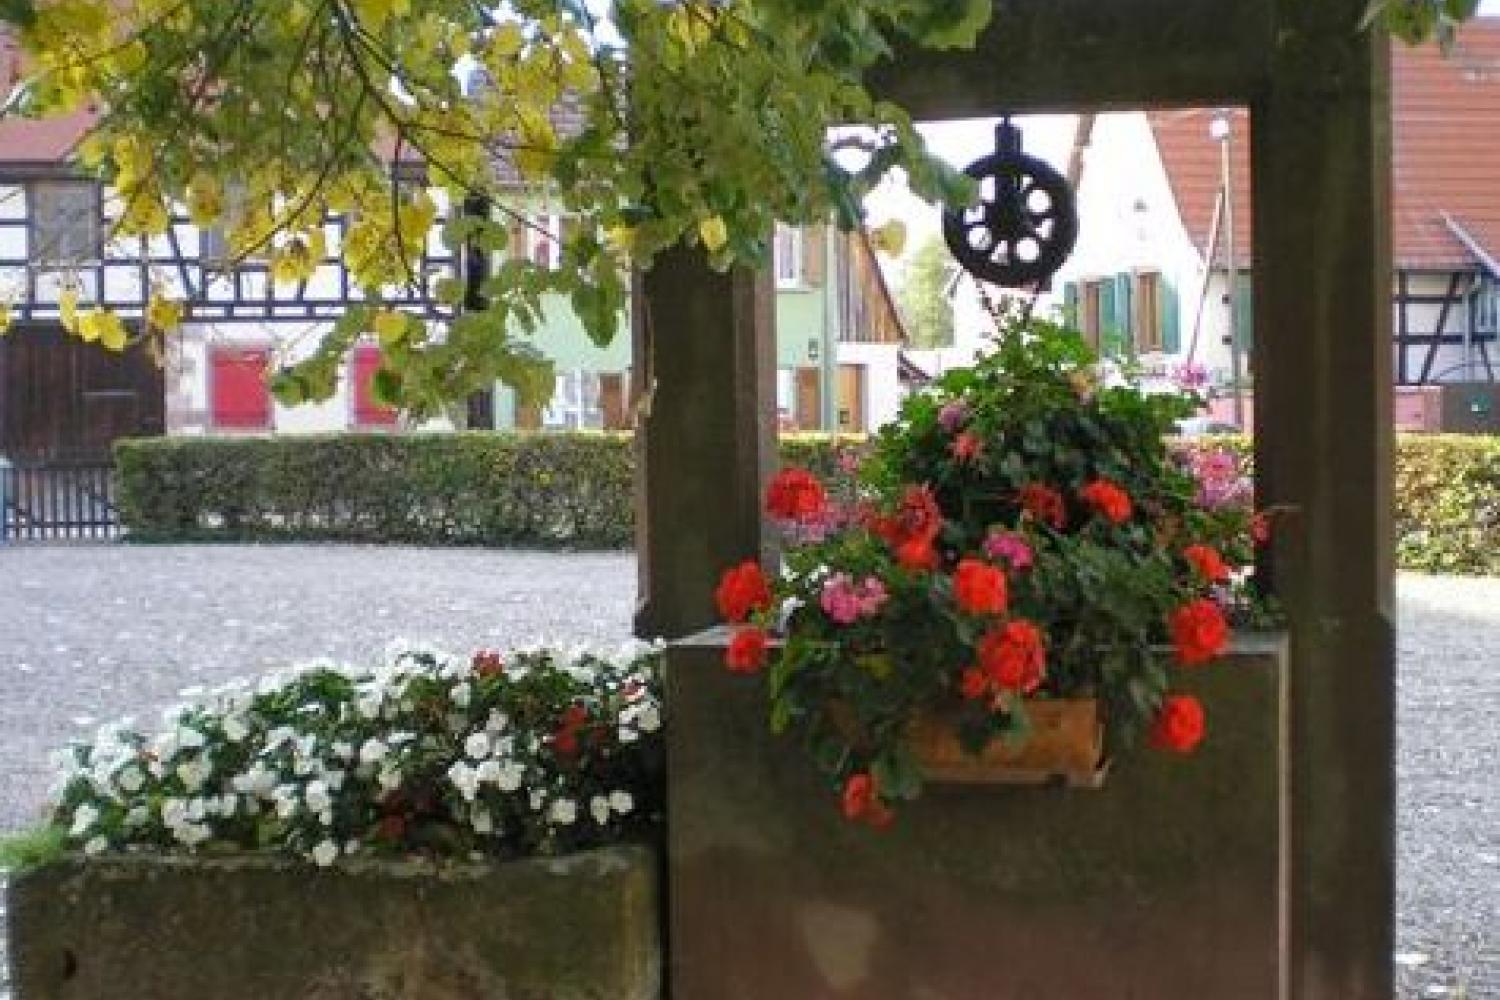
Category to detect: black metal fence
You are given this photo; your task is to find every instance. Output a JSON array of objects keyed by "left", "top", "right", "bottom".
[{"left": 0, "top": 461, "right": 120, "bottom": 541}]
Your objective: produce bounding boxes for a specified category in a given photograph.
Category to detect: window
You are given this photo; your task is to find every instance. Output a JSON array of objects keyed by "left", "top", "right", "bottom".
[
  {"left": 776, "top": 368, "right": 796, "bottom": 430},
  {"left": 527, "top": 214, "right": 562, "bottom": 270},
  {"left": 1134, "top": 271, "right": 1163, "bottom": 352},
  {"left": 1081, "top": 279, "right": 1103, "bottom": 348},
  {"left": 209, "top": 346, "right": 273, "bottom": 430},
  {"left": 351, "top": 345, "right": 399, "bottom": 428},
  {"left": 32, "top": 181, "right": 99, "bottom": 264},
  {"left": 775, "top": 224, "right": 803, "bottom": 288},
  {"left": 542, "top": 368, "right": 603, "bottom": 429}
]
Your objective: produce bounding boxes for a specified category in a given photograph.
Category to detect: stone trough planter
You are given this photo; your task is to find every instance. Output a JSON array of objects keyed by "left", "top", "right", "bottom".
[
  {"left": 8, "top": 843, "right": 660, "bottom": 1000},
  {"left": 668, "top": 630, "right": 1288, "bottom": 1000}
]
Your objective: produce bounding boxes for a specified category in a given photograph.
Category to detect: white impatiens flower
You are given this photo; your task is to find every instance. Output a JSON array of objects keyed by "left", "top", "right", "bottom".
[
  {"left": 83, "top": 835, "right": 108, "bottom": 856},
  {"left": 222, "top": 716, "right": 249, "bottom": 743},
  {"left": 548, "top": 798, "right": 578, "bottom": 826},
  {"left": 464, "top": 732, "right": 491, "bottom": 760},
  {"left": 124, "top": 805, "right": 149, "bottom": 827},
  {"left": 175, "top": 759, "right": 210, "bottom": 792},
  {"left": 70, "top": 803, "right": 100, "bottom": 836},
  {"left": 177, "top": 727, "right": 207, "bottom": 751},
  {"left": 495, "top": 762, "right": 525, "bottom": 793},
  {"left": 358, "top": 739, "right": 388, "bottom": 765},
  {"left": 634, "top": 704, "right": 661, "bottom": 733},
  {"left": 116, "top": 766, "right": 144, "bottom": 793},
  {"left": 590, "top": 795, "right": 612, "bottom": 826},
  {"left": 311, "top": 839, "right": 338, "bottom": 867},
  {"left": 451, "top": 682, "right": 472, "bottom": 708},
  {"left": 471, "top": 808, "right": 494, "bottom": 834},
  {"left": 304, "top": 781, "right": 332, "bottom": 814},
  {"left": 447, "top": 761, "right": 480, "bottom": 802},
  {"left": 609, "top": 790, "right": 635, "bottom": 816}
]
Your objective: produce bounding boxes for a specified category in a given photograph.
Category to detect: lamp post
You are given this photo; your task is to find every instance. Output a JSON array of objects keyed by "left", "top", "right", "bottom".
[{"left": 1210, "top": 109, "right": 1244, "bottom": 429}]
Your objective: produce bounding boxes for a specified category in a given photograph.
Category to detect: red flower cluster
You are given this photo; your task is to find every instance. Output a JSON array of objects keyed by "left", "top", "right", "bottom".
[
  {"left": 977, "top": 619, "right": 1047, "bottom": 694},
  {"left": 715, "top": 561, "right": 772, "bottom": 623},
  {"left": 471, "top": 650, "right": 505, "bottom": 679},
  {"left": 1019, "top": 483, "right": 1067, "bottom": 530},
  {"left": 871, "top": 485, "right": 944, "bottom": 572},
  {"left": 726, "top": 627, "right": 769, "bottom": 674},
  {"left": 766, "top": 467, "right": 827, "bottom": 522},
  {"left": 950, "top": 432, "right": 984, "bottom": 463},
  {"left": 1170, "top": 598, "right": 1230, "bottom": 666},
  {"left": 1080, "top": 478, "right": 1133, "bottom": 524},
  {"left": 1183, "top": 544, "right": 1231, "bottom": 583},
  {"left": 553, "top": 703, "right": 591, "bottom": 757},
  {"left": 841, "top": 772, "right": 893, "bottom": 828},
  {"left": 1149, "top": 694, "right": 1206, "bottom": 753},
  {"left": 953, "top": 558, "right": 1008, "bottom": 616}
]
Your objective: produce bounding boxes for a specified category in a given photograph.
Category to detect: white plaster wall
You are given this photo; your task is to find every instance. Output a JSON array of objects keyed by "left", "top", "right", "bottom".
[
  {"left": 169, "top": 322, "right": 454, "bottom": 436},
  {"left": 1396, "top": 271, "right": 1491, "bottom": 383},
  {"left": 1054, "top": 112, "right": 1240, "bottom": 385},
  {"left": 837, "top": 342, "right": 903, "bottom": 429}
]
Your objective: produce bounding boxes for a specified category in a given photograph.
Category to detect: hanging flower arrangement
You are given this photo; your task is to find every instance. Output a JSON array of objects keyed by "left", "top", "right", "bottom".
[{"left": 714, "top": 308, "right": 1269, "bottom": 824}]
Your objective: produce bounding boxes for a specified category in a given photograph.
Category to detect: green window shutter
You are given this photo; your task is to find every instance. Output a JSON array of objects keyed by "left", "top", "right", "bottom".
[
  {"left": 1161, "top": 274, "right": 1181, "bottom": 353},
  {"left": 1099, "top": 279, "right": 1116, "bottom": 339},
  {"left": 1113, "top": 273, "right": 1134, "bottom": 342},
  {"left": 1234, "top": 271, "right": 1254, "bottom": 350},
  {"left": 1062, "top": 281, "right": 1079, "bottom": 328}
]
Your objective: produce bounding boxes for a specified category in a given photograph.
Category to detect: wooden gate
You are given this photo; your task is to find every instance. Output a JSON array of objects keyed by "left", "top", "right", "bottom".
[{"left": 0, "top": 324, "right": 164, "bottom": 539}]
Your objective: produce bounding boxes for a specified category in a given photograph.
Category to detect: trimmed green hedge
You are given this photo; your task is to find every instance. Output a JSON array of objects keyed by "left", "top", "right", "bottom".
[
  {"left": 116, "top": 432, "right": 1500, "bottom": 573},
  {"left": 114, "top": 432, "right": 857, "bottom": 549}
]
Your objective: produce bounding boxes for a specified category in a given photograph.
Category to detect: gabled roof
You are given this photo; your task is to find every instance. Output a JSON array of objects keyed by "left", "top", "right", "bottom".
[
  {"left": 0, "top": 35, "right": 95, "bottom": 166},
  {"left": 1149, "top": 17, "right": 1500, "bottom": 272}
]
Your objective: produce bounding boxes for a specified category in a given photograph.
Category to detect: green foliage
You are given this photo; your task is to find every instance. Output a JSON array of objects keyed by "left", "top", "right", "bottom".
[
  {"left": 1366, "top": 0, "right": 1480, "bottom": 49},
  {"left": 1, "top": 0, "right": 996, "bottom": 411},
  {"left": 0, "top": 825, "right": 67, "bottom": 872},
  {"left": 113, "top": 432, "right": 858, "bottom": 548},
  {"left": 1180, "top": 433, "right": 1500, "bottom": 575},
  {"left": 896, "top": 234, "right": 955, "bottom": 350}
]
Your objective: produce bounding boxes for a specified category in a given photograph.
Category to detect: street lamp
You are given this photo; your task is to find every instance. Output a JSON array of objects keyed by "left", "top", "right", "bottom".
[{"left": 1210, "top": 109, "right": 1245, "bottom": 429}]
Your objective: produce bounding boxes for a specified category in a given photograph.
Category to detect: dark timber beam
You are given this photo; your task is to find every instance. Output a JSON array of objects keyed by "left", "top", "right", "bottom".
[
  {"left": 868, "top": 0, "right": 1273, "bottom": 117},
  {"left": 632, "top": 247, "right": 777, "bottom": 640},
  {"left": 1252, "top": 3, "right": 1394, "bottom": 996}
]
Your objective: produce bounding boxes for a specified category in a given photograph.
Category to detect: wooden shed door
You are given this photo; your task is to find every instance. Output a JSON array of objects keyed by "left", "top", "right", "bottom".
[
  {"left": 796, "top": 367, "right": 821, "bottom": 431},
  {"left": 0, "top": 325, "right": 165, "bottom": 462}
]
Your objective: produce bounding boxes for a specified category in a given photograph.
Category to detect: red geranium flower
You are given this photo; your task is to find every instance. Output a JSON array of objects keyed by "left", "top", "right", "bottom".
[
  {"left": 1019, "top": 483, "right": 1067, "bottom": 530},
  {"left": 953, "top": 557, "right": 1008, "bottom": 616},
  {"left": 1170, "top": 598, "right": 1230, "bottom": 666},
  {"left": 715, "top": 560, "right": 772, "bottom": 623},
  {"left": 472, "top": 650, "right": 505, "bottom": 679},
  {"left": 977, "top": 619, "right": 1047, "bottom": 694},
  {"left": 841, "top": 772, "right": 878, "bottom": 822},
  {"left": 1149, "top": 694, "right": 1206, "bottom": 753},
  {"left": 766, "top": 467, "right": 827, "bottom": 521},
  {"left": 959, "top": 665, "right": 989, "bottom": 701},
  {"left": 950, "top": 432, "right": 984, "bottom": 463},
  {"left": 1183, "top": 544, "right": 1231, "bottom": 583},
  {"left": 552, "top": 703, "right": 591, "bottom": 756},
  {"left": 1079, "top": 478, "right": 1133, "bottom": 524},
  {"left": 1251, "top": 511, "right": 1273, "bottom": 546},
  {"left": 895, "top": 537, "right": 939, "bottom": 572},
  {"left": 725, "top": 627, "right": 769, "bottom": 674}
]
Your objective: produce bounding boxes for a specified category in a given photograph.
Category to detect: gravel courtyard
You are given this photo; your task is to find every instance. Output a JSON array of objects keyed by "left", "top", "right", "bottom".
[{"left": 0, "top": 545, "right": 1495, "bottom": 997}]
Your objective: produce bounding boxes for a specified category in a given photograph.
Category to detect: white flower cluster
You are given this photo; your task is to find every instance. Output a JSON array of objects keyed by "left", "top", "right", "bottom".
[{"left": 51, "top": 640, "right": 665, "bottom": 867}]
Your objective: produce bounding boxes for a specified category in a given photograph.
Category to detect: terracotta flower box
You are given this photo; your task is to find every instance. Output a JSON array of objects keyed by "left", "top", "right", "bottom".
[
  {"left": 7, "top": 844, "right": 661, "bottom": 1000},
  {"left": 909, "top": 698, "right": 1108, "bottom": 788}
]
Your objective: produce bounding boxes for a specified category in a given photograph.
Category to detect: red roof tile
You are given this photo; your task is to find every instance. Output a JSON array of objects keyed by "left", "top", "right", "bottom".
[{"left": 1151, "top": 18, "right": 1500, "bottom": 272}]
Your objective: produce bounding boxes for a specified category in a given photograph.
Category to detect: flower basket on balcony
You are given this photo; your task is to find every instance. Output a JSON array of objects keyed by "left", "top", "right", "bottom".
[{"left": 715, "top": 303, "right": 1269, "bottom": 825}]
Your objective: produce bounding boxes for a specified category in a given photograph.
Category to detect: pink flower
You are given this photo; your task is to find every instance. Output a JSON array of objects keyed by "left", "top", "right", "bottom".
[
  {"left": 856, "top": 577, "right": 888, "bottom": 616},
  {"left": 1172, "top": 363, "right": 1209, "bottom": 392},
  {"left": 983, "top": 532, "right": 1034, "bottom": 571},
  {"left": 938, "top": 401, "right": 969, "bottom": 433},
  {"left": 820, "top": 574, "right": 864, "bottom": 625}
]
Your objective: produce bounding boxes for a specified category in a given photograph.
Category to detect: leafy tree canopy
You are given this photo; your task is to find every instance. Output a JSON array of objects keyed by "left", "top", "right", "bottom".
[
  {"left": 898, "top": 234, "right": 955, "bottom": 351},
  {"left": 0, "top": 0, "right": 1471, "bottom": 412}
]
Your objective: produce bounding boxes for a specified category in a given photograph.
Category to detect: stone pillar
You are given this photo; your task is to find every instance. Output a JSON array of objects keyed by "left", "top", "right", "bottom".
[
  {"left": 1251, "top": 6, "right": 1394, "bottom": 997},
  {"left": 632, "top": 245, "right": 776, "bottom": 640}
]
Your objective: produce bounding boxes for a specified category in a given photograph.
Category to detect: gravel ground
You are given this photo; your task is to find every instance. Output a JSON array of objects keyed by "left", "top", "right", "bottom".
[{"left": 0, "top": 545, "right": 1494, "bottom": 997}]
